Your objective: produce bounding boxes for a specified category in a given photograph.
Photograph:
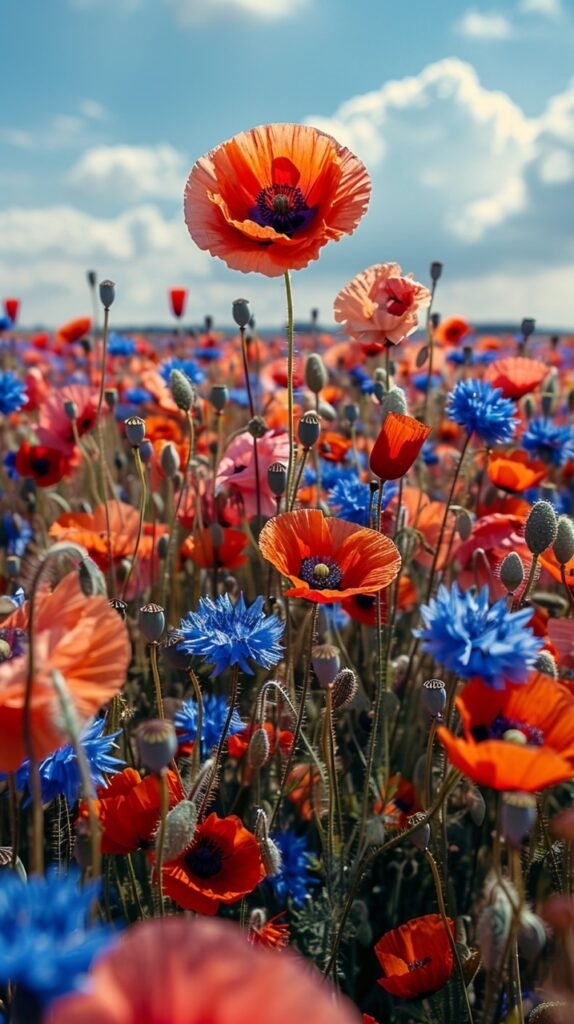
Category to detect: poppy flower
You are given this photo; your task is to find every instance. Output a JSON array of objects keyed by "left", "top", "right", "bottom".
[
  {"left": 215, "top": 429, "right": 290, "bottom": 519},
  {"left": 487, "top": 450, "right": 547, "bottom": 493},
  {"left": 0, "top": 573, "right": 131, "bottom": 772},
  {"left": 14, "top": 442, "right": 70, "bottom": 487},
  {"left": 78, "top": 768, "right": 183, "bottom": 855},
  {"left": 485, "top": 356, "right": 548, "bottom": 399},
  {"left": 180, "top": 527, "right": 248, "bottom": 570},
  {"left": 56, "top": 317, "right": 92, "bottom": 345},
  {"left": 48, "top": 917, "right": 361, "bottom": 1024},
  {"left": 334, "top": 263, "right": 431, "bottom": 348},
  {"left": 3, "top": 297, "right": 20, "bottom": 324},
  {"left": 318, "top": 432, "right": 353, "bottom": 463},
  {"left": 437, "top": 672, "right": 574, "bottom": 791},
  {"left": 375, "top": 914, "right": 454, "bottom": 999},
  {"left": 374, "top": 774, "right": 421, "bottom": 829},
  {"left": 248, "top": 911, "right": 290, "bottom": 950},
  {"left": 370, "top": 413, "right": 431, "bottom": 482},
  {"left": 434, "top": 316, "right": 471, "bottom": 346},
  {"left": 169, "top": 287, "right": 188, "bottom": 319},
  {"left": 259, "top": 508, "right": 401, "bottom": 604},
  {"left": 184, "top": 123, "right": 371, "bottom": 277},
  {"left": 162, "top": 812, "right": 264, "bottom": 914},
  {"left": 228, "top": 721, "right": 293, "bottom": 761},
  {"left": 286, "top": 763, "right": 326, "bottom": 821},
  {"left": 38, "top": 384, "right": 99, "bottom": 454}
]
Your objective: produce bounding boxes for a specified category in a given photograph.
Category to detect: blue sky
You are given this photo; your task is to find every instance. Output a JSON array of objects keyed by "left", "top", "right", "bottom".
[{"left": 2, "top": 0, "right": 574, "bottom": 328}]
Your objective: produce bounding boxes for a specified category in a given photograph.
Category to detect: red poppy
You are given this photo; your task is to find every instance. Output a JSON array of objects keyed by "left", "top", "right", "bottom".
[
  {"left": 162, "top": 812, "right": 264, "bottom": 915},
  {"left": 374, "top": 775, "right": 421, "bottom": 829},
  {"left": 370, "top": 413, "right": 431, "bottom": 482},
  {"left": 318, "top": 432, "right": 353, "bottom": 463},
  {"left": 78, "top": 768, "right": 183, "bottom": 855},
  {"left": 228, "top": 722, "right": 293, "bottom": 760},
  {"left": 434, "top": 316, "right": 471, "bottom": 346},
  {"left": 181, "top": 527, "right": 248, "bottom": 570},
  {"left": 375, "top": 915, "right": 454, "bottom": 998},
  {"left": 169, "top": 287, "right": 188, "bottom": 319},
  {"left": 286, "top": 763, "right": 326, "bottom": 821},
  {"left": 437, "top": 672, "right": 574, "bottom": 791},
  {"left": 487, "top": 450, "right": 547, "bottom": 492},
  {"left": 184, "top": 123, "right": 371, "bottom": 277},
  {"left": 485, "top": 356, "right": 548, "bottom": 399},
  {"left": 341, "top": 589, "right": 388, "bottom": 627},
  {"left": 15, "top": 441, "right": 70, "bottom": 487},
  {"left": 56, "top": 316, "right": 92, "bottom": 345},
  {"left": 248, "top": 911, "right": 290, "bottom": 950},
  {"left": 259, "top": 509, "right": 401, "bottom": 604},
  {"left": 3, "top": 297, "right": 20, "bottom": 323}
]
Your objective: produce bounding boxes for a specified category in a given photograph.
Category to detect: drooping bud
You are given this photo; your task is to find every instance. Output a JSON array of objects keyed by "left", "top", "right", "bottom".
[
  {"left": 501, "top": 791, "right": 537, "bottom": 846},
  {"left": 267, "top": 462, "right": 287, "bottom": 497},
  {"left": 124, "top": 415, "right": 146, "bottom": 448},
  {"left": 554, "top": 516, "right": 574, "bottom": 566},
  {"left": 232, "top": 298, "right": 251, "bottom": 328},
  {"left": 161, "top": 800, "right": 198, "bottom": 862},
  {"left": 160, "top": 442, "right": 180, "bottom": 478},
  {"left": 136, "top": 719, "right": 177, "bottom": 773},
  {"left": 170, "top": 368, "right": 195, "bottom": 412},
  {"left": 525, "top": 500, "right": 558, "bottom": 555},
  {"left": 298, "top": 411, "right": 321, "bottom": 449},
  {"left": 139, "top": 603, "right": 166, "bottom": 643},
  {"left": 99, "top": 279, "right": 116, "bottom": 310},
  {"left": 254, "top": 809, "right": 282, "bottom": 876},
  {"left": 421, "top": 678, "right": 446, "bottom": 720},
  {"left": 499, "top": 552, "right": 525, "bottom": 594},
  {"left": 305, "top": 353, "right": 328, "bottom": 394},
  {"left": 247, "top": 727, "right": 271, "bottom": 768},
  {"left": 331, "top": 667, "right": 358, "bottom": 710},
  {"left": 311, "top": 644, "right": 341, "bottom": 688}
]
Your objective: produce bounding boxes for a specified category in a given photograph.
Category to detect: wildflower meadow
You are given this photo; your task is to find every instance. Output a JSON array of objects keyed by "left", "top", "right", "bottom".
[{"left": 0, "top": 119, "right": 574, "bottom": 1024}]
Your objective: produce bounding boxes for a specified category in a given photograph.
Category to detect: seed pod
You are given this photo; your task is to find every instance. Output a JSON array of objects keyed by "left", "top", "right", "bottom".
[
  {"left": 421, "top": 678, "right": 446, "bottom": 719},
  {"left": 232, "top": 298, "right": 251, "bottom": 328},
  {"left": 124, "top": 415, "right": 146, "bottom": 448},
  {"left": 137, "top": 719, "right": 177, "bottom": 774},
  {"left": 430, "top": 261, "right": 443, "bottom": 283},
  {"left": 311, "top": 644, "right": 341, "bottom": 688},
  {"left": 139, "top": 438, "right": 153, "bottom": 463},
  {"left": 247, "top": 416, "right": 267, "bottom": 439},
  {"left": 139, "top": 602, "right": 165, "bottom": 643},
  {"left": 554, "top": 516, "right": 574, "bottom": 565},
  {"left": 501, "top": 792, "right": 537, "bottom": 846},
  {"left": 298, "top": 411, "right": 321, "bottom": 449},
  {"left": 499, "top": 552, "right": 525, "bottom": 594},
  {"left": 408, "top": 812, "right": 430, "bottom": 852},
  {"left": 109, "top": 598, "right": 127, "bottom": 620},
  {"left": 268, "top": 462, "right": 287, "bottom": 497},
  {"left": 209, "top": 385, "right": 228, "bottom": 413},
  {"left": 343, "top": 403, "right": 358, "bottom": 424},
  {"left": 99, "top": 279, "right": 116, "bottom": 309},
  {"left": 305, "top": 353, "right": 328, "bottom": 394},
  {"left": 161, "top": 799, "right": 198, "bottom": 862},
  {"left": 525, "top": 500, "right": 558, "bottom": 555},
  {"left": 161, "top": 442, "right": 180, "bottom": 478},
  {"left": 170, "top": 368, "right": 195, "bottom": 412},
  {"left": 521, "top": 317, "right": 536, "bottom": 338},
  {"left": 535, "top": 651, "right": 558, "bottom": 679},
  {"left": 331, "top": 668, "right": 358, "bottom": 710},
  {"left": 248, "top": 727, "right": 271, "bottom": 768}
]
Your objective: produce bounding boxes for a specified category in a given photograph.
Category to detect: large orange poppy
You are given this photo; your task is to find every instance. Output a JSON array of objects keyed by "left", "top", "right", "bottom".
[
  {"left": 485, "top": 356, "right": 548, "bottom": 399},
  {"left": 0, "top": 573, "right": 131, "bottom": 771},
  {"left": 375, "top": 915, "right": 454, "bottom": 999},
  {"left": 487, "top": 450, "right": 547, "bottom": 492},
  {"left": 184, "top": 123, "right": 371, "bottom": 276},
  {"left": 437, "top": 672, "right": 574, "bottom": 791},
  {"left": 259, "top": 509, "right": 401, "bottom": 604}
]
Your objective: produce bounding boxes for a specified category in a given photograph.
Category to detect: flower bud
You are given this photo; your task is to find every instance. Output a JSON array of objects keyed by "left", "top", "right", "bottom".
[
  {"left": 298, "top": 411, "right": 321, "bottom": 449},
  {"left": 247, "top": 416, "right": 267, "bottom": 439},
  {"left": 209, "top": 385, "right": 228, "bottom": 413},
  {"left": 124, "top": 415, "right": 146, "bottom": 448},
  {"left": 430, "top": 261, "right": 443, "bottom": 283},
  {"left": 137, "top": 719, "right": 177, "bottom": 773},
  {"left": 247, "top": 727, "right": 271, "bottom": 768},
  {"left": 87, "top": 270, "right": 97, "bottom": 288},
  {"left": 157, "top": 534, "right": 170, "bottom": 560},
  {"left": 523, "top": 395, "right": 536, "bottom": 420},
  {"left": 456, "top": 510, "right": 473, "bottom": 541},
  {"left": 161, "top": 800, "right": 198, "bottom": 862},
  {"left": 331, "top": 667, "right": 358, "bottom": 710},
  {"left": 525, "top": 500, "right": 558, "bottom": 555},
  {"left": 170, "top": 368, "right": 195, "bottom": 412},
  {"left": 380, "top": 386, "right": 408, "bottom": 420},
  {"left": 312, "top": 643, "right": 341, "bottom": 688},
  {"left": 521, "top": 317, "right": 536, "bottom": 338},
  {"left": 139, "top": 602, "right": 165, "bottom": 643},
  {"left": 408, "top": 812, "right": 430, "bottom": 852},
  {"left": 232, "top": 298, "right": 251, "bottom": 328},
  {"left": 139, "top": 438, "right": 153, "bottom": 463},
  {"left": 535, "top": 651, "right": 558, "bottom": 679},
  {"left": 554, "top": 516, "right": 574, "bottom": 565},
  {"left": 99, "top": 279, "right": 116, "bottom": 309},
  {"left": 305, "top": 353, "right": 328, "bottom": 394},
  {"left": 501, "top": 791, "right": 537, "bottom": 846},
  {"left": 416, "top": 345, "right": 429, "bottom": 368},
  {"left": 343, "top": 403, "right": 359, "bottom": 424},
  {"left": 421, "top": 678, "right": 446, "bottom": 720},
  {"left": 160, "top": 442, "right": 180, "bottom": 479},
  {"left": 254, "top": 809, "right": 282, "bottom": 876},
  {"left": 499, "top": 552, "right": 525, "bottom": 594},
  {"left": 105, "top": 387, "right": 118, "bottom": 409},
  {"left": 267, "top": 462, "right": 287, "bottom": 497},
  {"left": 431, "top": 312, "right": 441, "bottom": 329}
]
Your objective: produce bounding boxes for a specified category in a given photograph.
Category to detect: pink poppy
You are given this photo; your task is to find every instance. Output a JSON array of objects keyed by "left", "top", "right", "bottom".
[
  {"left": 37, "top": 384, "right": 100, "bottom": 455},
  {"left": 334, "top": 263, "right": 431, "bottom": 348},
  {"left": 215, "top": 429, "right": 290, "bottom": 518}
]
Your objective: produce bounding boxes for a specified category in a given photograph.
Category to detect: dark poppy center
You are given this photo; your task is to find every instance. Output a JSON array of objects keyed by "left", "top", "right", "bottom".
[
  {"left": 300, "top": 556, "right": 343, "bottom": 590},
  {"left": 31, "top": 457, "right": 51, "bottom": 476},
  {"left": 249, "top": 183, "right": 318, "bottom": 237},
  {"left": 184, "top": 837, "right": 223, "bottom": 878},
  {"left": 472, "top": 713, "right": 544, "bottom": 747},
  {"left": 407, "top": 956, "right": 432, "bottom": 972}
]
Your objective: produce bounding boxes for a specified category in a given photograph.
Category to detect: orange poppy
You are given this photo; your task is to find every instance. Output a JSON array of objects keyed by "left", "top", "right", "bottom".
[
  {"left": 56, "top": 316, "right": 92, "bottom": 345},
  {"left": 374, "top": 774, "right": 421, "bottom": 829},
  {"left": 162, "top": 812, "right": 264, "bottom": 915},
  {"left": 228, "top": 721, "right": 293, "bottom": 761},
  {"left": 487, "top": 450, "right": 547, "bottom": 492},
  {"left": 259, "top": 509, "right": 401, "bottom": 604},
  {"left": 433, "top": 316, "right": 471, "bottom": 346},
  {"left": 437, "top": 672, "right": 574, "bottom": 791},
  {"left": 181, "top": 527, "right": 248, "bottom": 570},
  {"left": 333, "top": 262, "right": 431, "bottom": 348},
  {"left": 286, "top": 763, "right": 326, "bottom": 821},
  {"left": 184, "top": 123, "right": 371, "bottom": 277},
  {"left": 318, "top": 432, "right": 353, "bottom": 463},
  {"left": 375, "top": 915, "right": 454, "bottom": 999},
  {"left": 248, "top": 911, "right": 290, "bottom": 950},
  {"left": 78, "top": 768, "right": 183, "bottom": 855},
  {"left": 485, "top": 356, "right": 548, "bottom": 399},
  {"left": 0, "top": 573, "right": 130, "bottom": 772},
  {"left": 370, "top": 413, "right": 431, "bottom": 482}
]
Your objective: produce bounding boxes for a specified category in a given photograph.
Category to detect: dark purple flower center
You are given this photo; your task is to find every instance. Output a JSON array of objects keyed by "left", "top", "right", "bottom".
[
  {"left": 249, "top": 184, "right": 318, "bottom": 237},
  {"left": 300, "top": 556, "right": 343, "bottom": 590},
  {"left": 31, "top": 457, "right": 52, "bottom": 476},
  {"left": 184, "top": 836, "right": 223, "bottom": 879},
  {"left": 472, "top": 713, "right": 544, "bottom": 747},
  {"left": 408, "top": 956, "right": 431, "bottom": 972}
]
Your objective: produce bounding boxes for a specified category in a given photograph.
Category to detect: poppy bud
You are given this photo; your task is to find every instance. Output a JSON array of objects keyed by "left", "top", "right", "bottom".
[
  {"left": 232, "top": 298, "right": 251, "bottom": 328},
  {"left": 99, "top": 279, "right": 115, "bottom": 310},
  {"left": 160, "top": 442, "right": 180, "bottom": 478},
  {"left": 139, "top": 438, "right": 153, "bottom": 463},
  {"left": 456, "top": 510, "right": 473, "bottom": 541},
  {"left": 209, "top": 384, "right": 228, "bottom": 413},
  {"left": 157, "top": 534, "right": 169, "bottom": 560},
  {"left": 312, "top": 643, "right": 341, "bottom": 688},
  {"left": 501, "top": 792, "right": 537, "bottom": 846},
  {"left": 169, "top": 287, "right": 188, "bottom": 320},
  {"left": 124, "top": 415, "right": 146, "bottom": 448},
  {"left": 161, "top": 799, "right": 198, "bottom": 862},
  {"left": 63, "top": 400, "right": 77, "bottom": 421},
  {"left": 104, "top": 387, "right": 118, "bottom": 409},
  {"left": 554, "top": 516, "right": 574, "bottom": 565},
  {"left": 248, "top": 416, "right": 267, "bottom": 439},
  {"left": 380, "top": 386, "right": 408, "bottom": 421},
  {"left": 170, "top": 368, "right": 195, "bottom": 412},
  {"left": 499, "top": 552, "right": 525, "bottom": 594},
  {"left": 331, "top": 667, "right": 358, "bottom": 710},
  {"left": 370, "top": 413, "right": 431, "bottom": 482},
  {"left": 255, "top": 809, "right": 282, "bottom": 876},
  {"left": 523, "top": 395, "right": 536, "bottom": 420},
  {"left": 430, "top": 261, "right": 443, "bottom": 283},
  {"left": 525, "top": 500, "right": 558, "bottom": 555},
  {"left": 416, "top": 345, "right": 429, "bottom": 368},
  {"left": 421, "top": 678, "right": 446, "bottom": 720},
  {"left": 343, "top": 403, "right": 358, "bottom": 424},
  {"left": 305, "top": 353, "right": 328, "bottom": 394},
  {"left": 139, "top": 602, "right": 165, "bottom": 643},
  {"left": 408, "top": 812, "right": 430, "bottom": 852},
  {"left": 162, "top": 631, "right": 191, "bottom": 670},
  {"left": 86, "top": 270, "right": 97, "bottom": 288},
  {"left": 431, "top": 312, "right": 441, "bottom": 329},
  {"left": 267, "top": 462, "right": 287, "bottom": 497},
  {"left": 521, "top": 317, "right": 536, "bottom": 338},
  {"left": 298, "top": 411, "right": 321, "bottom": 449},
  {"left": 535, "top": 651, "right": 558, "bottom": 679},
  {"left": 373, "top": 380, "right": 386, "bottom": 404},
  {"left": 248, "top": 727, "right": 271, "bottom": 768},
  {"left": 137, "top": 719, "right": 177, "bottom": 774}
]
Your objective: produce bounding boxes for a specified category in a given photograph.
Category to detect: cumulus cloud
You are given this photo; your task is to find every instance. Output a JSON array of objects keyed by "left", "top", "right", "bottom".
[
  {"left": 70, "top": 0, "right": 306, "bottom": 18},
  {"left": 67, "top": 144, "right": 188, "bottom": 201},
  {"left": 455, "top": 9, "right": 514, "bottom": 38},
  {"left": 518, "top": 0, "right": 562, "bottom": 16}
]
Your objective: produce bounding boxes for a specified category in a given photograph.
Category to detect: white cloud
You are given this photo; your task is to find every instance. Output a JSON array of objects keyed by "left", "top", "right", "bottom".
[
  {"left": 0, "top": 111, "right": 101, "bottom": 152},
  {"left": 166, "top": 0, "right": 306, "bottom": 21},
  {"left": 456, "top": 9, "right": 514, "bottom": 38},
  {"left": 518, "top": 0, "right": 562, "bottom": 17},
  {"left": 79, "top": 99, "right": 108, "bottom": 121},
  {"left": 67, "top": 144, "right": 188, "bottom": 201}
]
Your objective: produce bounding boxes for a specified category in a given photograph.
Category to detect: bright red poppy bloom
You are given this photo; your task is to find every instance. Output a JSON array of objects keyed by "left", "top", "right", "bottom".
[
  {"left": 437, "top": 672, "right": 574, "bottom": 791},
  {"left": 180, "top": 527, "right": 248, "bottom": 570},
  {"left": 259, "top": 509, "right": 401, "bottom": 604},
  {"left": 485, "top": 356, "right": 548, "bottom": 399},
  {"left": 3, "top": 297, "right": 20, "bottom": 323},
  {"left": 0, "top": 573, "right": 131, "bottom": 772},
  {"left": 48, "top": 917, "right": 361, "bottom": 1024},
  {"left": 370, "top": 413, "right": 431, "bottom": 482},
  {"left": 318, "top": 432, "right": 353, "bottom": 463},
  {"left": 434, "top": 316, "right": 471, "bottom": 346},
  {"left": 375, "top": 914, "right": 454, "bottom": 999},
  {"left": 162, "top": 812, "right": 264, "bottom": 915},
  {"left": 184, "top": 123, "right": 371, "bottom": 277},
  {"left": 487, "top": 450, "right": 547, "bottom": 492},
  {"left": 56, "top": 316, "right": 92, "bottom": 345},
  {"left": 228, "top": 721, "right": 293, "bottom": 761},
  {"left": 169, "top": 287, "right": 188, "bottom": 319},
  {"left": 15, "top": 441, "right": 70, "bottom": 487},
  {"left": 78, "top": 768, "right": 183, "bottom": 855}
]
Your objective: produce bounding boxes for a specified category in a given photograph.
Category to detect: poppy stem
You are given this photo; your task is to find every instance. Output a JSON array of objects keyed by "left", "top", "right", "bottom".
[
  {"left": 186, "top": 668, "right": 204, "bottom": 785},
  {"left": 240, "top": 325, "right": 262, "bottom": 528},
  {"left": 424, "top": 850, "right": 474, "bottom": 1024},
  {"left": 422, "top": 279, "right": 437, "bottom": 424},
  {"left": 198, "top": 663, "right": 241, "bottom": 820},
  {"left": 149, "top": 642, "right": 165, "bottom": 720},
  {"left": 122, "top": 446, "right": 147, "bottom": 601},
  {"left": 160, "top": 408, "right": 194, "bottom": 611},
  {"left": 288, "top": 448, "right": 309, "bottom": 512},
  {"left": 154, "top": 771, "right": 169, "bottom": 918},
  {"left": 520, "top": 553, "right": 539, "bottom": 607},
  {"left": 283, "top": 271, "right": 296, "bottom": 508},
  {"left": 425, "top": 432, "right": 471, "bottom": 603}
]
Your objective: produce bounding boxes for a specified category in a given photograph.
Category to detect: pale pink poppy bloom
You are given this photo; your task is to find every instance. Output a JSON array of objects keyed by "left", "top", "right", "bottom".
[
  {"left": 37, "top": 384, "right": 100, "bottom": 455},
  {"left": 216, "top": 429, "right": 290, "bottom": 519},
  {"left": 334, "top": 263, "right": 431, "bottom": 349},
  {"left": 48, "top": 917, "right": 360, "bottom": 1024}
]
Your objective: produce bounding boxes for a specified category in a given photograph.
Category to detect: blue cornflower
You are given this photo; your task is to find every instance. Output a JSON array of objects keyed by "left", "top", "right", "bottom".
[
  {"left": 160, "top": 357, "right": 205, "bottom": 387},
  {"left": 421, "top": 441, "right": 439, "bottom": 466},
  {"left": 13, "top": 718, "right": 124, "bottom": 805},
  {"left": 447, "top": 379, "right": 518, "bottom": 446},
  {"left": 3, "top": 451, "right": 19, "bottom": 480},
  {"left": 0, "top": 371, "right": 27, "bottom": 415},
  {"left": 304, "top": 459, "right": 355, "bottom": 492},
  {"left": 349, "top": 365, "right": 375, "bottom": 395},
  {"left": 177, "top": 593, "right": 284, "bottom": 676},
  {"left": 0, "top": 869, "right": 113, "bottom": 1004},
  {"left": 174, "top": 693, "right": 243, "bottom": 753},
  {"left": 107, "top": 331, "right": 136, "bottom": 357},
  {"left": 411, "top": 372, "right": 442, "bottom": 392},
  {"left": 0, "top": 513, "right": 33, "bottom": 556},
  {"left": 123, "top": 386, "right": 153, "bottom": 405},
  {"left": 416, "top": 583, "right": 542, "bottom": 689},
  {"left": 522, "top": 417, "right": 574, "bottom": 467},
  {"left": 268, "top": 831, "right": 318, "bottom": 907},
  {"left": 328, "top": 475, "right": 397, "bottom": 526}
]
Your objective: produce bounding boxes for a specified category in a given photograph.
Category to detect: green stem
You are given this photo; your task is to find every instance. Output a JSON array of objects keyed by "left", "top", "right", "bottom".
[
  {"left": 521, "top": 553, "right": 539, "bottom": 606},
  {"left": 422, "top": 280, "right": 437, "bottom": 424},
  {"left": 284, "top": 271, "right": 296, "bottom": 508},
  {"left": 187, "top": 668, "right": 204, "bottom": 784},
  {"left": 122, "top": 446, "right": 147, "bottom": 600},
  {"left": 425, "top": 850, "right": 473, "bottom": 1024},
  {"left": 154, "top": 772, "right": 169, "bottom": 917},
  {"left": 426, "top": 433, "right": 471, "bottom": 603},
  {"left": 198, "top": 663, "right": 240, "bottom": 819},
  {"left": 150, "top": 643, "right": 164, "bottom": 720}
]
